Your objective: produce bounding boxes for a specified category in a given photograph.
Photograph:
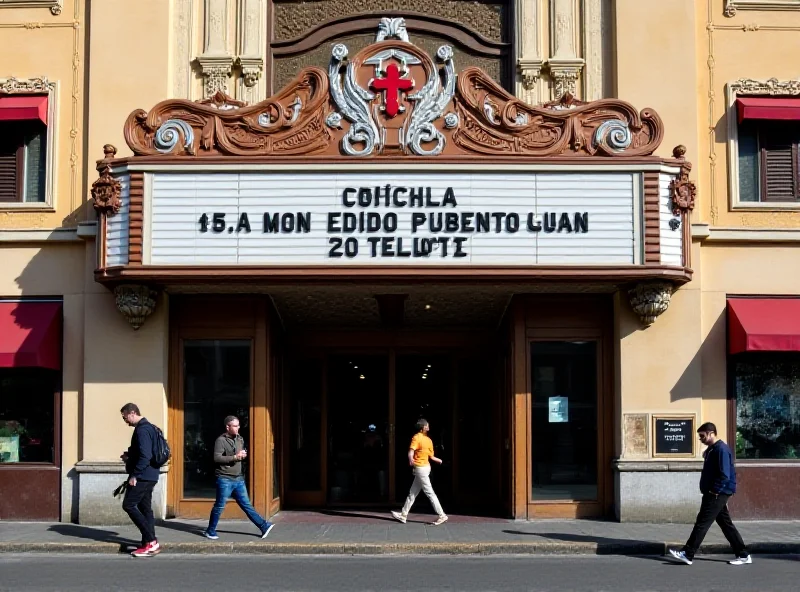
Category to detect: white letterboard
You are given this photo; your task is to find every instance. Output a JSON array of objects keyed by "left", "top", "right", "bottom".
[{"left": 146, "top": 171, "right": 638, "bottom": 266}]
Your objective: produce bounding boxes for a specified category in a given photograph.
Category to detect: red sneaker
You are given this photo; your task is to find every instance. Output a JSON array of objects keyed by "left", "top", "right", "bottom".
[{"left": 131, "top": 540, "right": 160, "bottom": 557}]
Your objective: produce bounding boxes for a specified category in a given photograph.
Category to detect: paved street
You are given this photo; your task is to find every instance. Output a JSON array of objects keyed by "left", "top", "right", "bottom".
[{"left": 1, "top": 554, "right": 798, "bottom": 592}]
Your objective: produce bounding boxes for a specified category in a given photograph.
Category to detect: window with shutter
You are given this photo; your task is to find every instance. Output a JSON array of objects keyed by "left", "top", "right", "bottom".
[
  {"left": 737, "top": 119, "right": 800, "bottom": 203},
  {"left": 0, "top": 120, "right": 47, "bottom": 203}
]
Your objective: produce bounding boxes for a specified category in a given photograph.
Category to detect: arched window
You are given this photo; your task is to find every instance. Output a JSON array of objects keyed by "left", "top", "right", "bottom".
[{"left": 268, "top": 3, "right": 512, "bottom": 93}]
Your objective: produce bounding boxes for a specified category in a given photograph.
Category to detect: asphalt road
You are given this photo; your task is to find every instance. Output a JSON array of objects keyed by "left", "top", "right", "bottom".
[{"left": 1, "top": 554, "right": 798, "bottom": 591}]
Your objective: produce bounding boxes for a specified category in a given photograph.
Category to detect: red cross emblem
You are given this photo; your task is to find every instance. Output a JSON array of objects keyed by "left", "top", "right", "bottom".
[{"left": 370, "top": 63, "right": 414, "bottom": 118}]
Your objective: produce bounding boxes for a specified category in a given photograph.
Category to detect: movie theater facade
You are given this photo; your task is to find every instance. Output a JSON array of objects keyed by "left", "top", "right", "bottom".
[{"left": 85, "top": 23, "right": 699, "bottom": 522}]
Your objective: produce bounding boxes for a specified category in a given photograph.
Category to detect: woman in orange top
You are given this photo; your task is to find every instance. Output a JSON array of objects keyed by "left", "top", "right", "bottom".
[{"left": 391, "top": 419, "right": 448, "bottom": 525}]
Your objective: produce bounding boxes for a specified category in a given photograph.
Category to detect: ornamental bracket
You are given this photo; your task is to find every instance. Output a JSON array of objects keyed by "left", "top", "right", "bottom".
[
  {"left": 114, "top": 285, "right": 159, "bottom": 330},
  {"left": 627, "top": 281, "right": 674, "bottom": 327}
]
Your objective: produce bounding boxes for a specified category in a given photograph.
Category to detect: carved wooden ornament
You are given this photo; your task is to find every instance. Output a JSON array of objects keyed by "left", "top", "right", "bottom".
[
  {"left": 122, "top": 18, "right": 665, "bottom": 160},
  {"left": 669, "top": 145, "right": 697, "bottom": 216},
  {"left": 91, "top": 164, "right": 122, "bottom": 215}
]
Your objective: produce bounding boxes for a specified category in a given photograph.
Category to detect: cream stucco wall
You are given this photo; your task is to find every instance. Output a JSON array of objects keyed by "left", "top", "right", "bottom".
[{"left": 0, "top": 0, "right": 85, "bottom": 229}]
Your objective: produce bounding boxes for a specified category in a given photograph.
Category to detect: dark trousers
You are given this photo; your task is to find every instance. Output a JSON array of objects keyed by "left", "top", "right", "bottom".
[
  {"left": 682, "top": 493, "right": 748, "bottom": 559},
  {"left": 122, "top": 480, "right": 157, "bottom": 544}
]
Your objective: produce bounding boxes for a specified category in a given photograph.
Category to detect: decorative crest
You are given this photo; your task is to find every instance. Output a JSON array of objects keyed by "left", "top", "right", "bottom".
[{"left": 119, "top": 17, "right": 666, "bottom": 160}]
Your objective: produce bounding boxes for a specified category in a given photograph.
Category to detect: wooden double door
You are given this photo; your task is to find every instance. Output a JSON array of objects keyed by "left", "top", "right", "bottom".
[{"left": 284, "top": 348, "right": 503, "bottom": 513}]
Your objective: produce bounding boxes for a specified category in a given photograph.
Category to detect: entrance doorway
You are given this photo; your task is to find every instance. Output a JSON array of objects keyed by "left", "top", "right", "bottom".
[{"left": 285, "top": 347, "right": 499, "bottom": 514}]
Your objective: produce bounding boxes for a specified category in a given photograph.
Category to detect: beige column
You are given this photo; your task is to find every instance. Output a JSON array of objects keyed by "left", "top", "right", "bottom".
[
  {"left": 198, "top": 0, "right": 234, "bottom": 97},
  {"left": 515, "top": 0, "right": 544, "bottom": 104},
  {"left": 581, "top": 0, "right": 605, "bottom": 100},
  {"left": 171, "top": 0, "right": 196, "bottom": 100},
  {"left": 236, "top": 0, "right": 266, "bottom": 103},
  {"left": 547, "top": 0, "right": 584, "bottom": 98}
]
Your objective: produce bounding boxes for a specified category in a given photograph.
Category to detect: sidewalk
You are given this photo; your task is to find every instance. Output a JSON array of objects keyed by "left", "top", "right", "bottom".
[{"left": 1, "top": 511, "right": 798, "bottom": 556}]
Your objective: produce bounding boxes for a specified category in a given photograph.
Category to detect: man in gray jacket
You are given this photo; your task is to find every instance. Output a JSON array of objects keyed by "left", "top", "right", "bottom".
[{"left": 202, "top": 415, "right": 275, "bottom": 540}]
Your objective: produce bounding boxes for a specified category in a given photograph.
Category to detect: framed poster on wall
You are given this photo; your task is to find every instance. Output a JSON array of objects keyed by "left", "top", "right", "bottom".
[{"left": 652, "top": 415, "right": 696, "bottom": 458}]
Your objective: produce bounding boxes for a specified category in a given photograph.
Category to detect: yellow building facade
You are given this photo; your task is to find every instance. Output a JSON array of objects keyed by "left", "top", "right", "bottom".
[{"left": 0, "top": 0, "right": 798, "bottom": 523}]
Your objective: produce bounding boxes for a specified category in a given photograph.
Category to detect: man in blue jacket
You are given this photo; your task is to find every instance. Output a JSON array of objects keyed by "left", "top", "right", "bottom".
[
  {"left": 668, "top": 422, "right": 751, "bottom": 566},
  {"left": 120, "top": 403, "right": 161, "bottom": 558}
]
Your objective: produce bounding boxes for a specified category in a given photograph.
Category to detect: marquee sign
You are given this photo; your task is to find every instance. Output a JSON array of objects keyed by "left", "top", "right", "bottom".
[{"left": 96, "top": 17, "right": 693, "bottom": 285}]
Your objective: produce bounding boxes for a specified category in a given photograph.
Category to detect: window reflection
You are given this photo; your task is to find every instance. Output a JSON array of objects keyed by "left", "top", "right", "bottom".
[
  {"left": 0, "top": 368, "right": 57, "bottom": 464},
  {"left": 530, "top": 341, "right": 598, "bottom": 501},
  {"left": 183, "top": 340, "right": 251, "bottom": 498},
  {"left": 734, "top": 353, "right": 800, "bottom": 460}
]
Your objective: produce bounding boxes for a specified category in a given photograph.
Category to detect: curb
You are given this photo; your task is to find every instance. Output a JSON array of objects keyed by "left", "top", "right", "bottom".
[{"left": 0, "top": 541, "right": 797, "bottom": 556}]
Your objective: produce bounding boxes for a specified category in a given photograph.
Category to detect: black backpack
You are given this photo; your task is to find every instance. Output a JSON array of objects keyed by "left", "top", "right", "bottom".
[{"left": 151, "top": 425, "right": 171, "bottom": 467}]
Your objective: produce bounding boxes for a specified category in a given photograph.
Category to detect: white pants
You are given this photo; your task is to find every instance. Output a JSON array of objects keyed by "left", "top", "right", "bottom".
[{"left": 400, "top": 464, "right": 445, "bottom": 517}]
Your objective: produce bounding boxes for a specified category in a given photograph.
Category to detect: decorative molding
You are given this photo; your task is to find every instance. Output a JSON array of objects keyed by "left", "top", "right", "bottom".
[
  {"left": 91, "top": 145, "right": 122, "bottom": 216},
  {"left": 706, "top": 0, "right": 718, "bottom": 224},
  {"left": 120, "top": 18, "right": 666, "bottom": 159},
  {"left": 547, "top": 58, "right": 584, "bottom": 98},
  {"left": 172, "top": 0, "right": 194, "bottom": 100},
  {"left": 668, "top": 145, "right": 696, "bottom": 216},
  {"left": 725, "top": 77, "right": 800, "bottom": 210},
  {"left": 0, "top": 228, "right": 81, "bottom": 242},
  {"left": 581, "top": 0, "right": 605, "bottom": 100},
  {"left": 627, "top": 281, "right": 673, "bottom": 327},
  {"left": 0, "top": 0, "right": 62, "bottom": 15},
  {"left": 515, "top": 0, "right": 543, "bottom": 103},
  {"left": 691, "top": 224, "right": 800, "bottom": 242},
  {"left": 236, "top": 0, "right": 265, "bottom": 103},
  {"left": 197, "top": 55, "right": 234, "bottom": 97},
  {"left": 114, "top": 285, "right": 158, "bottom": 330},
  {"left": 198, "top": 0, "right": 233, "bottom": 98},
  {"left": 548, "top": 0, "right": 584, "bottom": 100},
  {"left": 0, "top": 76, "right": 58, "bottom": 211},
  {"left": 724, "top": 0, "right": 800, "bottom": 17}
]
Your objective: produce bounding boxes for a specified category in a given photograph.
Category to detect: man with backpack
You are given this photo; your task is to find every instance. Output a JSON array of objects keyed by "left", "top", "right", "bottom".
[{"left": 120, "top": 403, "right": 164, "bottom": 558}]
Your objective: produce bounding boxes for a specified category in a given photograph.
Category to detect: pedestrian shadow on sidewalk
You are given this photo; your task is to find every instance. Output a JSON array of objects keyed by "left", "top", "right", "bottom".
[
  {"left": 502, "top": 530, "right": 668, "bottom": 557},
  {"left": 154, "top": 520, "right": 207, "bottom": 537},
  {"left": 47, "top": 525, "right": 139, "bottom": 553}
]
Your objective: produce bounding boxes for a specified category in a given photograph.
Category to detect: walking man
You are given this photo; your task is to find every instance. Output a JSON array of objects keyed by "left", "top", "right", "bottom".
[
  {"left": 202, "top": 415, "right": 275, "bottom": 540},
  {"left": 391, "top": 419, "right": 448, "bottom": 526},
  {"left": 120, "top": 403, "right": 161, "bottom": 558},
  {"left": 668, "top": 422, "right": 751, "bottom": 566}
]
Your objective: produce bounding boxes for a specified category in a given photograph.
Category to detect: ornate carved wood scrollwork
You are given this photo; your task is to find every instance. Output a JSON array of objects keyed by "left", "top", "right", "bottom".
[
  {"left": 121, "top": 18, "right": 665, "bottom": 160},
  {"left": 669, "top": 145, "right": 696, "bottom": 216},
  {"left": 91, "top": 145, "right": 122, "bottom": 215},
  {"left": 453, "top": 72, "right": 663, "bottom": 157},
  {"left": 124, "top": 68, "right": 331, "bottom": 156}
]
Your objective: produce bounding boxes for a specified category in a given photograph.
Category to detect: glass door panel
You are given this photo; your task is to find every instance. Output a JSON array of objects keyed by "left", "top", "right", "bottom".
[
  {"left": 182, "top": 340, "right": 251, "bottom": 498},
  {"left": 288, "top": 357, "right": 323, "bottom": 492},
  {"left": 394, "top": 354, "right": 452, "bottom": 507},
  {"left": 327, "top": 355, "right": 389, "bottom": 504},
  {"left": 530, "top": 341, "right": 598, "bottom": 501}
]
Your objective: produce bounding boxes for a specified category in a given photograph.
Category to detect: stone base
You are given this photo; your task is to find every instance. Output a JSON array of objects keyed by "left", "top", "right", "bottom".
[
  {"left": 74, "top": 461, "right": 168, "bottom": 525},
  {"left": 614, "top": 460, "right": 703, "bottom": 523}
]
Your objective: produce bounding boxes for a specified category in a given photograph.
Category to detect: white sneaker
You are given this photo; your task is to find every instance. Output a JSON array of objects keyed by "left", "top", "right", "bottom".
[
  {"left": 391, "top": 511, "right": 407, "bottom": 524},
  {"left": 729, "top": 555, "right": 752, "bottom": 565},
  {"left": 668, "top": 549, "right": 692, "bottom": 565},
  {"left": 431, "top": 515, "right": 448, "bottom": 526}
]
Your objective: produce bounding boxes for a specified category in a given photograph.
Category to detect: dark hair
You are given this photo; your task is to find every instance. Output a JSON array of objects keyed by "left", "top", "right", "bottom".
[
  {"left": 697, "top": 422, "right": 717, "bottom": 435},
  {"left": 224, "top": 415, "right": 239, "bottom": 426},
  {"left": 120, "top": 403, "right": 140, "bottom": 416},
  {"left": 415, "top": 419, "right": 429, "bottom": 432}
]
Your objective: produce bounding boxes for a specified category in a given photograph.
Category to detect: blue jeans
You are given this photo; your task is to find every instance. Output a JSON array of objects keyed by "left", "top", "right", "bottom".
[{"left": 206, "top": 476, "right": 268, "bottom": 536}]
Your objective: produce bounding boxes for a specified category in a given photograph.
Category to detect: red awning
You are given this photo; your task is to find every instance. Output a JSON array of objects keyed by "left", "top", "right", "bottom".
[
  {"left": 0, "top": 302, "right": 61, "bottom": 370},
  {"left": 0, "top": 95, "right": 48, "bottom": 125},
  {"left": 728, "top": 298, "right": 800, "bottom": 354},
  {"left": 736, "top": 97, "right": 800, "bottom": 124}
]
